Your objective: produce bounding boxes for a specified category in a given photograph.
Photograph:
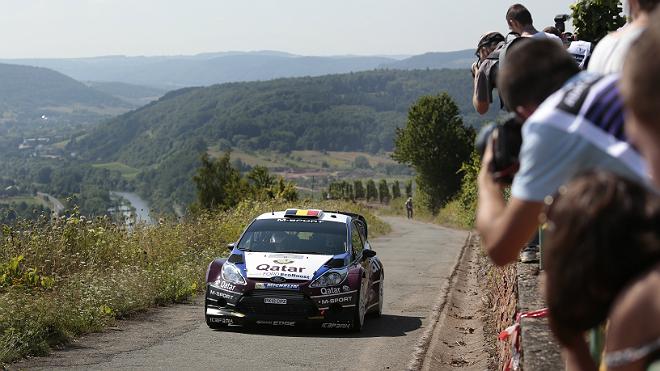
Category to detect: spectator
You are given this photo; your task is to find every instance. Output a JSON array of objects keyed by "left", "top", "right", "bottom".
[
  {"left": 476, "top": 39, "right": 647, "bottom": 266},
  {"left": 543, "top": 26, "right": 562, "bottom": 38},
  {"left": 471, "top": 31, "right": 505, "bottom": 114},
  {"left": 588, "top": 0, "right": 660, "bottom": 74},
  {"left": 542, "top": 172, "right": 660, "bottom": 370},
  {"left": 505, "top": 4, "right": 563, "bottom": 43},
  {"left": 544, "top": 26, "right": 593, "bottom": 69},
  {"left": 622, "top": 8, "right": 660, "bottom": 186}
]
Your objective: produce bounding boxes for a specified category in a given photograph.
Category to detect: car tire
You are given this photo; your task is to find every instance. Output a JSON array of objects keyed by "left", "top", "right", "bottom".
[
  {"left": 374, "top": 274, "right": 384, "bottom": 318},
  {"left": 351, "top": 285, "right": 366, "bottom": 332}
]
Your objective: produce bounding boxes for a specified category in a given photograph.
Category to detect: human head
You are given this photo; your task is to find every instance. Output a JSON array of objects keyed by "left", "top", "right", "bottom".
[
  {"left": 543, "top": 171, "right": 660, "bottom": 346},
  {"left": 625, "top": 0, "right": 660, "bottom": 18},
  {"left": 543, "top": 26, "right": 561, "bottom": 38},
  {"left": 476, "top": 32, "right": 505, "bottom": 60},
  {"left": 497, "top": 39, "right": 579, "bottom": 119},
  {"left": 622, "top": 8, "right": 660, "bottom": 186},
  {"left": 506, "top": 4, "right": 533, "bottom": 34}
]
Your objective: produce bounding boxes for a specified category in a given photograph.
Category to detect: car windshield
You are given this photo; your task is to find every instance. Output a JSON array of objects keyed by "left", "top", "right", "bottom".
[{"left": 237, "top": 219, "right": 347, "bottom": 255}]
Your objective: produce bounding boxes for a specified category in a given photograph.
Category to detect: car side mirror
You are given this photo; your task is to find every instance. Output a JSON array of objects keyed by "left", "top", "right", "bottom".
[
  {"left": 227, "top": 242, "right": 236, "bottom": 251},
  {"left": 362, "top": 249, "right": 376, "bottom": 259}
]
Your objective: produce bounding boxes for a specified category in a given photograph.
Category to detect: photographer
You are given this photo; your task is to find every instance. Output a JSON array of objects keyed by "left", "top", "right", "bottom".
[
  {"left": 475, "top": 39, "right": 647, "bottom": 266},
  {"left": 472, "top": 32, "right": 505, "bottom": 114}
]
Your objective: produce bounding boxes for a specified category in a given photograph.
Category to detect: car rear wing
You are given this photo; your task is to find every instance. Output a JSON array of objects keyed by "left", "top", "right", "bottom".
[{"left": 324, "top": 210, "right": 368, "bottom": 239}]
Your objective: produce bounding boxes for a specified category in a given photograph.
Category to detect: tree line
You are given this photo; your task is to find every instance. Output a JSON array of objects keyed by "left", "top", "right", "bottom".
[{"left": 323, "top": 179, "right": 412, "bottom": 204}]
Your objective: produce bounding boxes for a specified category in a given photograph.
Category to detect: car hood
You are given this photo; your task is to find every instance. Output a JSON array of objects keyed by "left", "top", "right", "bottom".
[{"left": 244, "top": 252, "right": 333, "bottom": 281}]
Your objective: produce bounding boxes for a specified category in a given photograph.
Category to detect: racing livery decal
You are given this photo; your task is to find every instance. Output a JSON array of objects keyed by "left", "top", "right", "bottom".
[{"left": 244, "top": 252, "right": 332, "bottom": 280}]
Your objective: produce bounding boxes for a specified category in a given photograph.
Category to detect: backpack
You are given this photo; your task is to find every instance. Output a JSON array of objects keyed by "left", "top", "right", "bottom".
[{"left": 484, "top": 32, "right": 526, "bottom": 109}]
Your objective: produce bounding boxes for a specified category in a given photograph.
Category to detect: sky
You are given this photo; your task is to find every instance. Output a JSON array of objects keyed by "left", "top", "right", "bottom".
[{"left": 0, "top": 0, "right": 578, "bottom": 59}]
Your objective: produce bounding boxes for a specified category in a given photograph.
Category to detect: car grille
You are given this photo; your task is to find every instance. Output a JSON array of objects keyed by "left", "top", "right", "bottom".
[{"left": 238, "top": 290, "right": 317, "bottom": 316}]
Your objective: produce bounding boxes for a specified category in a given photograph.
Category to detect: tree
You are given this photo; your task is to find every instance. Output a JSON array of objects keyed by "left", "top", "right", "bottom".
[
  {"left": 571, "top": 0, "right": 626, "bottom": 44},
  {"left": 353, "top": 155, "right": 371, "bottom": 169},
  {"left": 391, "top": 180, "right": 401, "bottom": 199},
  {"left": 393, "top": 93, "right": 475, "bottom": 213},
  {"left": 366, "top": 179, "right": 378, "bottom": 202},
  {"left": 378, "top": 179, "right": 391, "bottom": 204},
  {"left": 354, "top": 180, "right": 365, "bottom": 200},
  {"left": 271, "top": 177, "right": 298, "bottom": 202},
  {"left": 247, "top": 165, "right": 275, "bottom": 199},
  {"left": 192, "top": 152, "right": 244, "bottom": 211}
]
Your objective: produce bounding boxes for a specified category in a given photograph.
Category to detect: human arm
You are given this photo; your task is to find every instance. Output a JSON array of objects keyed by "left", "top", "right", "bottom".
[
  {"left": 475, "top": 142, "right": 543, "bottom": 265},
  {"left": 472, "top": 60, "right": 492, "bottom": 115},
  {"left": 562, "top": 335, "right": 599, "bottom": 371}
]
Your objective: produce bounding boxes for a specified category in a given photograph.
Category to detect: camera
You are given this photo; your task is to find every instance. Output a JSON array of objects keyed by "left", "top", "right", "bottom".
[
  {"left": 475, "top": 115, "right": 523, "bottom": 184},
  {"left": 554, "top": 14, "right": 570, "bottom": 33}
]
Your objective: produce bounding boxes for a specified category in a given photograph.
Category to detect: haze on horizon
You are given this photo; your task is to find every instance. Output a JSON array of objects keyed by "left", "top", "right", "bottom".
[{"left": 1, "top": 0, "right": 578, "bottom": 59}]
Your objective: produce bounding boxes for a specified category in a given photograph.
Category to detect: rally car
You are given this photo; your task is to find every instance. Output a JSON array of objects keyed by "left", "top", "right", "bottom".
[{"left": 204, "top": 209, "right": 384, "bottom": 331}]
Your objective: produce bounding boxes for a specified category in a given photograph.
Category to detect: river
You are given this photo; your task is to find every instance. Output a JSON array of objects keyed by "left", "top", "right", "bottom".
[{"left": 110, "top": 191, "right": 156, "bottom": 225}]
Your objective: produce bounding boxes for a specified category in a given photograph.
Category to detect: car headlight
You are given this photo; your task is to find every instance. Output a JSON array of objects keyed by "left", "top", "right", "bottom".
[
  {"left": 220, "top": 262, "right": 246, "bottom": 285},
  {"left": 309, "top": 268, "right": 348, "bottom": 288}
]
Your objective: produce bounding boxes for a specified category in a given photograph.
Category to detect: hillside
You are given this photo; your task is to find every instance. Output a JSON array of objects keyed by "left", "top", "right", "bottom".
[
  {"left": 86, "top": 81, "right": 167, "bottom": 106},
  {"left": 3, "top": 53, "right": 398, "bottom": 89},
  {"left": 381, "top": 49, "right": 475, "bottom": 70},
  {"left": 70, "top": 69, "right": 497, "bottom": 212},
  {"left": 74, "top": 69, "right": 493, "bottom": 165},
  {"left": 0, "top": 63, "right": 131, "bottom": 125}
]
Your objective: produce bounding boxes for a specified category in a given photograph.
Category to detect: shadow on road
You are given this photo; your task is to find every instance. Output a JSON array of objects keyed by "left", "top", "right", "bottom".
[{"left": 214, "top": 313, "right": 423, "bottom": 339}]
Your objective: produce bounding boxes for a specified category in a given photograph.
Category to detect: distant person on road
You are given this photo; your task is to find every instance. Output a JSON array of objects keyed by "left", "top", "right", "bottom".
[
  {"left": 543, "top": 172, "right": 660, "bottom": 370},
  {"left": 405, "top": 197, "right": 413, "bottom": 219}
]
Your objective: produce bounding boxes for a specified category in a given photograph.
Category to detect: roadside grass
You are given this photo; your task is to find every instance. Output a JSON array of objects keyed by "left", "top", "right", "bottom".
[
  {"left": 92, "top": 162, "right": 140, "bottom": 180},
  {"left": 0, "top": 199, "right": 388, "bottom": 364}
]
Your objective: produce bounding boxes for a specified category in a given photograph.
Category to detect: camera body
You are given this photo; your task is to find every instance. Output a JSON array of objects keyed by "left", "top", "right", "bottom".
[
  {"left": 475, "top": 116, "right": 523, "bottom": 184},
  {"left": 554, "top": 14, "right": 570, "bottom": 33}
]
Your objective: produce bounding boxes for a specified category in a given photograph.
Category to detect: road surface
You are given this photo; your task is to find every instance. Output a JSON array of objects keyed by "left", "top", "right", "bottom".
[{"left": 16, "top": 216, "right": 468, "bottom": 371}]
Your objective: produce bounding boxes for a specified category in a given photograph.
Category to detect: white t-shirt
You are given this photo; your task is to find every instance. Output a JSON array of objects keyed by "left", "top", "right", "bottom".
[
  {"left": 511, "top": 73, "right": 648, "bottom": 201},
  {"left": 567, "top": 40, "right": 592, "bottom": 69},
  {"left": 588, "top": 24, "right": 645, "bottom": 75}
]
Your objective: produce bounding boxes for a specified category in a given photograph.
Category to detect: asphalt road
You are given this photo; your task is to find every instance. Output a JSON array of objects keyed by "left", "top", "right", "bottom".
[{"left": 16, "top": 216, "right": 468, "bottom": 371}]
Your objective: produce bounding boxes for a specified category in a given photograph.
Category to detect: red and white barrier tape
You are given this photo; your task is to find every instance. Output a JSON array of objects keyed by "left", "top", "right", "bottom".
[{"left": 498, "top": 308, "right": 549, "bottom": 371}]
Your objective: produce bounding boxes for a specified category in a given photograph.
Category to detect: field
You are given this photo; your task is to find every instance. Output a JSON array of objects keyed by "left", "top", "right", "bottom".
[
  {"left": 0, "top": 196, "right": 50, "bottom": 208},
  {"left": 92, "top": 162, "right": 140, "bottom": 180}
]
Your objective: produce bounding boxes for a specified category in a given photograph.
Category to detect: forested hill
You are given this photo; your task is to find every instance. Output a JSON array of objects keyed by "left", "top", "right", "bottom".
[
  {"left": 3, "top": 53, "right": 397, "bottom": 89},
  {"left": 0, "top": 63, "right": 130, "bottom": 124},
  {"left": 380, "top": 50, "right": 474, "bottom": 70},
  {"left": 73, "top": 69, "right": 495, "bottom": 168}
]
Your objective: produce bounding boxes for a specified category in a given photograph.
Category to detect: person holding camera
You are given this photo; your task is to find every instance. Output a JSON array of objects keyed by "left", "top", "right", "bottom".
[
  {"left": 475, "top": 39, "right": 647, "bottom": 266},
  {"left": 472, "top": 32, "right": 505, "bottom": 115}
]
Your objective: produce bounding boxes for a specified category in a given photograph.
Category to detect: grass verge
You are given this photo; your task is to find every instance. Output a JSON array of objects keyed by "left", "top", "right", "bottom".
[{"left": 0, "top": 199, "right": 389, "bottom": 364}]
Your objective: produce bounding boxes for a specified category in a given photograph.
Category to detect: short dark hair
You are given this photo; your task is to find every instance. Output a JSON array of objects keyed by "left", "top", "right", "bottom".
[
  {"left": 506, "top": 4, "right": 533, "bottom": 26},
  {"left": 622, "top": 7, "right": 660, "bottom": 127},
  {"left": 638, "top": 0, "right": 660, "bottom": 12},
  {"left": 543, "top": 26, "right": 561, "bottom": 38},
  {"left": 497, "top": 39, "right": 579, "bottom": 110},
  {"left": 544, "top": 172, "right": 660, "bottom": 346}
]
